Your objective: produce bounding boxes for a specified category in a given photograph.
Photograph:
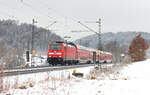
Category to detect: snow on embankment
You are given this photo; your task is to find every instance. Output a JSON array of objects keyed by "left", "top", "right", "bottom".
[
  {"left": 0, "top": 66, "right": 93, "bottom": 94},
  {"left": 99, "top": 59, "right": 150, "bottom": 95},
  {"left": 1, "top": 59, "right": 150, "bottom": 95},
  {"left": 120, "top": 59, "right": 150, "bottom": 80}
]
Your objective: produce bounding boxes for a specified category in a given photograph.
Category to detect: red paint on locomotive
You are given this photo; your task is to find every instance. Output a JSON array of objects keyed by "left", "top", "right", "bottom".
[{"left": 47, "top": 41, "right": 113, "bottom": 65}]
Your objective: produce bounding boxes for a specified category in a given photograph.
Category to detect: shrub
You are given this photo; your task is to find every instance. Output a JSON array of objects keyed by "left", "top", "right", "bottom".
[{"left": 128, "top": 34, "right": 149, "bottom": 62}]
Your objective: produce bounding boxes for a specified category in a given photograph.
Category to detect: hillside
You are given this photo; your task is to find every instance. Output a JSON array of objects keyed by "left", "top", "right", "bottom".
[
  {"left": 75, "top": 31, "right": 150, "bottom": 49},
  {"left": 0, "top": 20, "right": 63, "bottom": 54}
]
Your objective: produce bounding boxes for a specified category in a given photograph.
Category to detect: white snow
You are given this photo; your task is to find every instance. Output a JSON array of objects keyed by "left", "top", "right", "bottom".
[
  {"left": 121, "top": 59, "right": 150, "bottom": 80},
  {"left": 1, "top": 59, "right": 150, "bottom": 95},
  {"left": 23, "top": 54, "right": 48, "bottom": 67}
]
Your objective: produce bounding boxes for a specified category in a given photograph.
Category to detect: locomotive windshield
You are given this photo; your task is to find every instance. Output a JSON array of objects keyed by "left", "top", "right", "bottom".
[{"left": 50, "top": 44, "right": 62, "bottom": 50}]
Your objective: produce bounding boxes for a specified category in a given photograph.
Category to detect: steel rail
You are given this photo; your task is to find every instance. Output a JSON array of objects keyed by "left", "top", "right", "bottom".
[{"left": 0, "top": 64, "right": 94, "bottom": 77}]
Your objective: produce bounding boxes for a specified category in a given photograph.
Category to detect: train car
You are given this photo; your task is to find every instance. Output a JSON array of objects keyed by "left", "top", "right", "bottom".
[
  {"left": 47, "top": 41, "right": 113, "bottom": 65},
  {"left": 104, "top": 52, "right": 113, "bottom": 63},
  {"left": 47, "top": 41, "right": 78, "bottom": 65},
  {"left": 77, "top": 45, "right": 94, "bottom": 64},
  {"left": 99, "top": 51, "right": 113, "bottom": 63}
]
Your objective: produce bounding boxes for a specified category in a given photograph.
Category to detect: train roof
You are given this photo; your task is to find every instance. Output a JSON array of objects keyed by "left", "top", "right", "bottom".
[
  {"left": 49, "top": 42, "right": 112, "bottom": 55},
  {"left": 101, "top": 51, "right": 112, "bottom": 55},
  {"left": 49, "top": 41, "right": 77, "bottom": 47},
  {"left": 76, "top": 44, "right": 97, "bottom": 51}
]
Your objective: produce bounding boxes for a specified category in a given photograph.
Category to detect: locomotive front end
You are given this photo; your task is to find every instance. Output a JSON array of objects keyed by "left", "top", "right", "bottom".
[{"left": 47, "top": 43, "right": 64, "bottom": 65}]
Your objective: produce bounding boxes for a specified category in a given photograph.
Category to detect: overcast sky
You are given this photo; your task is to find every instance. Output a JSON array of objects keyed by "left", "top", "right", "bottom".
[{"left": 0, "top": 0, "right": 150, "bottom": 40}]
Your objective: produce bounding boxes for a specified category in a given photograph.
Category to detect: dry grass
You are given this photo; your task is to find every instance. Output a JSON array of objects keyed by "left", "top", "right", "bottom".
[
  {"left": 1, "top": 70, "right": 73, "bottom": 94},
  {"left": 6, "top": 93, "right": 11, "bottom": 95},
  {"left": 39, "top": 72, "right": 52, "bottom": 83},
  {"left": 0, "top": 65, "right": 4, "bottom": 93},
  {"left": 19, "top": 85, "right": 27, "bottom": 89},
  {"left": 122, "top": 56, "right": 132, "bottom": 64},
  {"left": 86, "top": 64, "right": 128, "bottom": 80},
  {"left": 29, "top": 82, "right": 34, "bottom": 87},
  {"left": 25, "top": 79, "right": 35, "bottom": 88},
  {"left": 47, "top": 71, "right": 72, "bottom": 95},
  {"left": 90, "top": 76, "right": 96, "bottom": 80}
]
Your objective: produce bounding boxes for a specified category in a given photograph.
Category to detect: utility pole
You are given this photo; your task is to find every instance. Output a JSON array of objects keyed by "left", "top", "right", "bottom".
[
  {"left": 73, "top": 18, "right": 102, "bottom": 68},
  {"left": 85, "top": 18, "right": 102, "bottom": 50},
  {"left": 97, "top": 18, "right": 102, "bottom": 50},
  {"left": 84, "top": 18, "right": 102, "bottom": 69},
  {"left": 31, "top": 19, "right": 38, "bottom": 66},
  {"left": 77, "top": 18, "right": 102, "bottom": 50},
  {"left": 97, "top": 18, "right": 102, "bottom": 70}
]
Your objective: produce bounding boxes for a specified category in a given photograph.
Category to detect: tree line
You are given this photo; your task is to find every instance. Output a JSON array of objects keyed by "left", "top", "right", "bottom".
[{"left": 0, "top": 20, "right": 63, "bottom": 68}]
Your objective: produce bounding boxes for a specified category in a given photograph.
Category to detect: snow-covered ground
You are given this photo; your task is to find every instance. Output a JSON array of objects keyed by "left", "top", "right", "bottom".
[
  {"left": 1, "top": 59, "right": 150, "bottom": 95},
  {"left": 23, "top": 54, "right": 48, "bottom": 67}
]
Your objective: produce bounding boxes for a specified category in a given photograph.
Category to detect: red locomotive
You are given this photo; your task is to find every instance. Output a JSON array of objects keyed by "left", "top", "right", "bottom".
[
  {"left": 47, "top": 41, "right": 77, "bottom": 65},
  {"left": 47, "top": 41, "right": 112, "bottom": 65}
]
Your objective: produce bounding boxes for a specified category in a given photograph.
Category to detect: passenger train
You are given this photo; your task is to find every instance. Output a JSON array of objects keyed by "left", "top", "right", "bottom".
[{"left": 47, "top": 41, "right": 112, "bottom": 66}]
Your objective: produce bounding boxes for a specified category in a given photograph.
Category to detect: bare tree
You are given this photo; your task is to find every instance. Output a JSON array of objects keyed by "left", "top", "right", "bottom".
[{"left": 104, "top": 41, "right": 127, "bottom": 62}]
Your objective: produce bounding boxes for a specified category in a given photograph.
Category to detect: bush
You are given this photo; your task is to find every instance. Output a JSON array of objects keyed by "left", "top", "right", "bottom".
[
  {"left": 128, "top": 34, "right": 149, "bottom": 62},
  {"left": 90, "top": 76, "right": 96, "bottom": 80},
  {"left": 0, "top": 65, "right": 4, "bottom": 93}
]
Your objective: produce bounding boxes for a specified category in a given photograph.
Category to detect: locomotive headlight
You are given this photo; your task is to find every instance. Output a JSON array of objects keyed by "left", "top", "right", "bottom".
[
  {"left": 56, "top": 53, "right": 62, "bottom": 55},
  {"left": 49, "top": 53, "right": 54, "bottom": 55},
  {"left": 59, "top": 56, "right": 61, "bottom": 58}
]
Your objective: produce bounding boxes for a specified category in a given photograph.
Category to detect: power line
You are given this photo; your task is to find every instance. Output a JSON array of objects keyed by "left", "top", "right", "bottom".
[
  {"left": 0, "top": 10, "right": 18, "bottom": 20},
  {"left": 45, "top": 21, "right": 57, "bottom": 29},
  {"left": 78, "top": 21, "right": 98, "bottom": 35},
  {"left": 19, "top": 0, "right": 61, "bottom": 31},
  {"left": 20, "top": 1, "right": 53, "bottom": 20},
  {"left": 0, "top": 1, "right": 19, "bottom": 20},
  {"left": 0, "top": 0, "right": 52, "bottom": 23},
  {"left": 33, "top": 0, "right": 85, "bottom": 36},
  {"left": 85, "top": 19, "right": 102, "bottom": 50},
  {"left": 24, "top": 0, "right": 88, "bottom": 35},
  {"left": 31, "top": 18, "right": 38, "bottom": 66},
  {"left": 37, "top": 0, "right": 67, "bottom": 19},
  {"left": 72, "top": 18, "right": 102, "bottom": 50},
  {"left": 21, "top": 0, "right": 100, "bottom": 40},
  {"left": 35, "top": 0, "right": 79, "bottom": 22}
]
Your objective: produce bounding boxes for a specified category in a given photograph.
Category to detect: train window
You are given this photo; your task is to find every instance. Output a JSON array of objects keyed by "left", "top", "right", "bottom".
[
  {"left": 50, "top": 45, "right": 62, "bottom": 50},
  {"left": 67, "top": 44, "right": 74, "bottom": 48}
]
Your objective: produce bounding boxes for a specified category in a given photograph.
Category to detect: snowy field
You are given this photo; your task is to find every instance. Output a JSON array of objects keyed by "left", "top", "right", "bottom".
[{"left": 1, "top": 59, "right": 150, "bottom": 95}]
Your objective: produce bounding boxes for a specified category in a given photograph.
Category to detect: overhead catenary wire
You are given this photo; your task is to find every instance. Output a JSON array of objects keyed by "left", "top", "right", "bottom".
[
  {"left": 34, "top": 1, "right": 99, "bottom": 36},
  {"left": 0, "top": 11, "right": 17, "bottom": 20},
  {"left": 0, "top": 0, "right": 95, "bottom": 40},
  {"left": 20, "top": 0, "right": 90, "bottom": 35},
  {"left": 0, "top": 0, "right": 19, "bottom": 20},
  {"left": 20, "top": 1, "right": 53, "bottom": 20},
  {"left": 19, "top": 0, "right": 61, "bottom": 30},
  {"left": 28, "top": 0, "right": 75, "bottom": 36},
  {"left": 30, "top": 0, "right": 90, "bottom": 36},
  {"left": 37, "top": 0, "right": 69, "bottom": 19},
  {"left": 45, "top": 21, "right": 57, "bottom": 29},
  {"left": 34, "top": 0, "right": 82, "bottom": 23},
  {"left": 0, "top": 0, "right": 46, "bottom": 22}
]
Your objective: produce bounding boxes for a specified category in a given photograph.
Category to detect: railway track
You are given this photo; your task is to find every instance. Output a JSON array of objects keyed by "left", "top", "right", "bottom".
[{"left": 0, "top": 64, "right": 94, "bottom": 77}]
